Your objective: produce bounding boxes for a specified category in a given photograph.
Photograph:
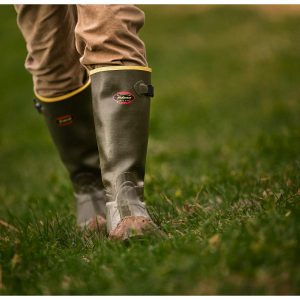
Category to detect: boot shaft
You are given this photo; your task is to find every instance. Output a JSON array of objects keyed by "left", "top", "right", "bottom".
[
  {"left": 34, "top": 81, "right": 103, "bottom": 193},
  {"left": 90, "top": 67, "right": 153, "bottom": 199}
]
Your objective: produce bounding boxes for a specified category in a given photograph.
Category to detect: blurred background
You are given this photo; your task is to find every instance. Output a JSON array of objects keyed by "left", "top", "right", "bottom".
[{"left": 0, "top": 5, "right": 299, "bottom": 295}]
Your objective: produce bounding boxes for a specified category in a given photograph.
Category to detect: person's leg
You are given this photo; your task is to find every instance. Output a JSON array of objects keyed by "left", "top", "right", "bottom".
[
  {"left": 75, "top": 5, "right": 165, "bottom": 239},
  {"left": 74, "top": 4, "right": 147, "bottom": 69},
  {"left": 15, "top": 5, "right": 106, "bottom": 230},
  {"left": 15, "top": 4, "right": 85, "bottom": 97}
]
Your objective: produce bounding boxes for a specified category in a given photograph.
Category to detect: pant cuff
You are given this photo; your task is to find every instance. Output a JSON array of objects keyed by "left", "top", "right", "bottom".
[{"left": 34, "top": 78, "right": 91, "bottom": 103}]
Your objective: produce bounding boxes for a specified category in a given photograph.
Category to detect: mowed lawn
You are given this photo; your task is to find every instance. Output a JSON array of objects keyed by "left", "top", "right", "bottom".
[{"left": 0, "top": 5, "right": 300, "bottom": 295}]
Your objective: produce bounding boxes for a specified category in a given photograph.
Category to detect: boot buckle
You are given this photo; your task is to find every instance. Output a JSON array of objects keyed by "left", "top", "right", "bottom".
[
  {"left": 134, "top": 81, "right": 154, "bottom": 97},
  {"left": 33, "top": 98, "right": 43, "bottom": 114}
]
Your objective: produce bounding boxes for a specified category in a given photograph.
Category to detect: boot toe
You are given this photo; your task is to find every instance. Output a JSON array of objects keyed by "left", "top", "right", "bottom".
[
  {"left": 108, "top": 216, "right": 166, "bottom": 241},
  {"left": 79, "top": 215, "right": 107, "bottom": 234}
]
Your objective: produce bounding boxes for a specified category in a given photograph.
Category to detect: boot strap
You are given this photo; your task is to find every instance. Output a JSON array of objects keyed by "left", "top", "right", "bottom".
[{"left": 144, "top": 85, "right": 154, "bottom": 97}]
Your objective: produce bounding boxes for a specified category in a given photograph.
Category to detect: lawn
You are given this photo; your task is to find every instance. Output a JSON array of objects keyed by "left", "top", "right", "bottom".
[{"left": 0, "top": 5, "right": 299, "bottom": 295}]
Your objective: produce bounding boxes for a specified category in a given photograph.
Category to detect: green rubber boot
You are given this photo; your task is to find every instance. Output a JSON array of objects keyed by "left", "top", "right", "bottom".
[
  {"left": 34, "top": 80, "right": 106, "bottom": 231},
  {"left": 90, "top": 66, "right": 165, "bottom": 240}
]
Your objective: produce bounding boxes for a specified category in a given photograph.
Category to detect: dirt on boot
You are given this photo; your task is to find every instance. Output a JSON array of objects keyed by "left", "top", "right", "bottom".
[{"left": 108, "top": 216, "right": 165, "bottom": 241}]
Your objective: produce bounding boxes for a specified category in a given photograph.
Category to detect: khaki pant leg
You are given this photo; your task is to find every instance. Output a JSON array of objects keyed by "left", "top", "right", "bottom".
[
  {"left": 15, "top": 5, "right": 86, "bottom": 98},
  {"left": 74, "top": 5, "right": 148, "bottom": 69}
]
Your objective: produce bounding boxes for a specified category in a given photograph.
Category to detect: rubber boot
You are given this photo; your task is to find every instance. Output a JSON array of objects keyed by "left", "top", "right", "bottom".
[
  {"left": 33, "top": 79, "right": 106, "bottom": 232},
  {"left": 90, "top": 66, "right": 165, "bottom": 240}
]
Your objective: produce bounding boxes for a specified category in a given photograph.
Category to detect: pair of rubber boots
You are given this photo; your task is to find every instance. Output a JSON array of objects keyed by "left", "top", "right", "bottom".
[{"left": 34, "top": 68, "right": 163, "bottom": 240}]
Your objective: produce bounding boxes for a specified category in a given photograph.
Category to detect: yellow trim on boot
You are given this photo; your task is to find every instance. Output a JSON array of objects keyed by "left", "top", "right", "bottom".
[
  {"left": 89, "top": 66, "right": 152, "bottom": 76},
  {"left": 34, "top": 78, "right": 91, "bottom": 103}
]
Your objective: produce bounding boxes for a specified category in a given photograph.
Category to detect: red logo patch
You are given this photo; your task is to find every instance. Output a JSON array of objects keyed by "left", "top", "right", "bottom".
[
  {"left": 56, "top": 114, "right": 73, "bottom": 127},
  {"left": 113, "top": 91, "right": 135, "bottom": 105}
]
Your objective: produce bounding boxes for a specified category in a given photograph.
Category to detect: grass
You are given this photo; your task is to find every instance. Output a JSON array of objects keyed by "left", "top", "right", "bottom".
[{"left": 0, "top": 5, "right": 300, "bottom": 295}]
